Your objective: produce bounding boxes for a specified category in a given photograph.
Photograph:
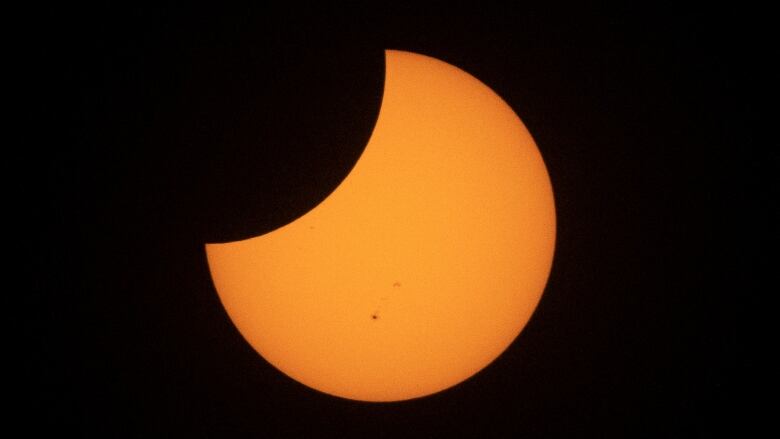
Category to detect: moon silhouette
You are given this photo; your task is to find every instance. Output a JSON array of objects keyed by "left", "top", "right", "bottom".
[{"left": 205, "top": 49, "right": 556, "bottom": 402}]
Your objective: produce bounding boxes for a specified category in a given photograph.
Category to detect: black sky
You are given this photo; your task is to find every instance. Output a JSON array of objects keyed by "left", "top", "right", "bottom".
[{"left": 32, "top": 4, "right": 764, "bottom": 437}]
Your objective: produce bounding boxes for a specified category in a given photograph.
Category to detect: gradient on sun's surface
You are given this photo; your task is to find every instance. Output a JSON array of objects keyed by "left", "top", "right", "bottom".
[{"left": 206, "top": 49, "right": 556, "bottom": 402}]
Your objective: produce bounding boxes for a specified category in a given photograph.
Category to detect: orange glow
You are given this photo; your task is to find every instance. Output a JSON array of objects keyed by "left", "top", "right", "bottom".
[{"left": 205, "top": 50, "right": 556, "bottom": 402}]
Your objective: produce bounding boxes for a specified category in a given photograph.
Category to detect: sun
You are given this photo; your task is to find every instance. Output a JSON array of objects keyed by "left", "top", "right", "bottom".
[{"left": 205, "top": 49, "right": 556, "bottom": 402}]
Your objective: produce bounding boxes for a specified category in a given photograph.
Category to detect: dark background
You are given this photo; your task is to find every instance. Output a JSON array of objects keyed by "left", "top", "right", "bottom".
[{"left": 32, "top": 4, "right": 763, "bottom": 437}]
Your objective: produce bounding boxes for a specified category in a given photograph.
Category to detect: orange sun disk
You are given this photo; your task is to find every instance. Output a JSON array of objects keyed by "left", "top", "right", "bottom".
[{"left": 206, "top": 50, "right": 556, "bottom": 402}]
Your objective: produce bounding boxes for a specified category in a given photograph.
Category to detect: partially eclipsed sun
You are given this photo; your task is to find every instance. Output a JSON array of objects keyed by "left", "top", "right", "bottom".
[{"left": 205, "top": 50, "right": 556, "bottom": 402}]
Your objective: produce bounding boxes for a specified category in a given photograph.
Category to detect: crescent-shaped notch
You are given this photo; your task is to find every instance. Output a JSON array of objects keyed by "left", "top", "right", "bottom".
[
  {"left": 206, "top": 50, "right": 556, "bottom": 402},
  {"left": 178, "top": 47, "right": 385, "bottom": 243}
]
